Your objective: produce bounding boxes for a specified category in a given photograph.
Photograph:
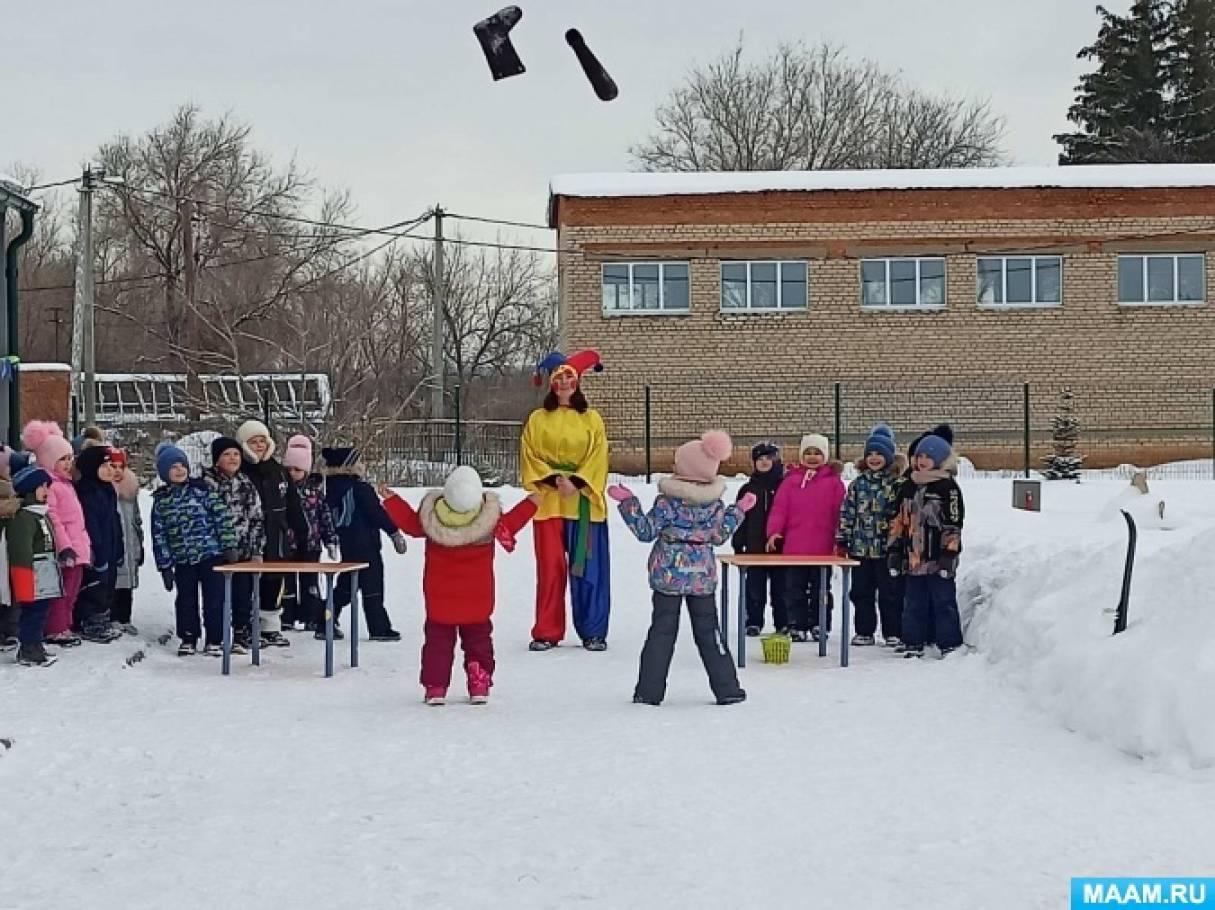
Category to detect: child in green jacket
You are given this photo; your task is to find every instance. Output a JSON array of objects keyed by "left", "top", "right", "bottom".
[{"left": 6, "top": 466, "right": 62, "bottom": 667}]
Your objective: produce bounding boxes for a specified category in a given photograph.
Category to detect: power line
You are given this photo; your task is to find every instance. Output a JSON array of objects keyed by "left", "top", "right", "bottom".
[
  {"left": 18, "top": 212, "right": 433, "bottom": 294},
  {"left": 446, "top": 212, "right": 553, "bottom": 232}
]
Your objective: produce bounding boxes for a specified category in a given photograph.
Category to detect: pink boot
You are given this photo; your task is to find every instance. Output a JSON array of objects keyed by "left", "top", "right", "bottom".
[
  {"left": 423, "top": 686, "right": 446, "bottom": 706},
  {"left": 467, "top": 662, "right": 491, "bottom": 705}
]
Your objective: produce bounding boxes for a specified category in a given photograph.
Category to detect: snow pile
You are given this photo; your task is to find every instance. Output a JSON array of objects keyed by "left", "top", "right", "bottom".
[{"left": 962, "top": 514, "right": 1215, "bottom": 769}]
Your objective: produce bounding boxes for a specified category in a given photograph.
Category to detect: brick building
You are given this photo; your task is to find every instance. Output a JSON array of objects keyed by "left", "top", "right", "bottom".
[{"left": 547, "top": 165, "right": 1215, "bottom": 472}]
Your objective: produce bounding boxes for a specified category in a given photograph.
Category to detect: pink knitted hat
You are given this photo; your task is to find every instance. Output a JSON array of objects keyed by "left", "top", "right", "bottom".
[
  {"left": 282, "top": 434, "right": 314, "bottom": 472},
  {"left": 21, "top": 420, "right": 74, "bottom": 470},
  {"left": 673, "top": 430, "right": 733, "bottom": 483}
]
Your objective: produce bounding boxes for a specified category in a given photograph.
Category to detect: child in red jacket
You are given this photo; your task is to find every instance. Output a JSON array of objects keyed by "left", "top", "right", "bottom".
[{"left": 381, "top": 466, "right": 538, "bottom": 706}]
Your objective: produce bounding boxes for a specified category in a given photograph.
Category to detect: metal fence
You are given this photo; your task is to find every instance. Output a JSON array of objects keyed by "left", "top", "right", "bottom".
[{"left": 591, "top": 375, "right": 1215, "bottom": 481}]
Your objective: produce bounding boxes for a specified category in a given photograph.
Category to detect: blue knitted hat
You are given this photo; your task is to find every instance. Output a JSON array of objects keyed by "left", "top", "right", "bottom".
[
  {"left": 915, "top": 434, "right": 952, "bottom": 469},
  {"left": 12, "top": 465, "right": 52, "bottom": 496},
  {"left": 864, "top": 424, "right": 896, "bottom": 465},
  {"left": 155, "top": 443, "right": 190, "bottom": 482}
]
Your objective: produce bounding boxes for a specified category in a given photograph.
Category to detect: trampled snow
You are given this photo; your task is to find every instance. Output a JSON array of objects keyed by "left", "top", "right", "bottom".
[
  {"left": 549, "top": 163, "right": 1215, "bottom": 201},
  {"left": 3, "top": 474, "right": 1214, "bottom": 909}
]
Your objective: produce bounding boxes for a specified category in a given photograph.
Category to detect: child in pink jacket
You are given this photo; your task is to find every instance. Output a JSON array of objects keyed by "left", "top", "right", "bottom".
[
  {"left": 765, "top": 433, "right": 845, "bottom": 642},
  {"left": 21, "top": 421, "right": 94, "bottom": 645}
]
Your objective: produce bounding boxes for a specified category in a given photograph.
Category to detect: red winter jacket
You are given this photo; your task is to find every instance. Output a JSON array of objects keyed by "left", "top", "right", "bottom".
[{"left": 383, "top": 492, "right": 537, "bottom": 626}]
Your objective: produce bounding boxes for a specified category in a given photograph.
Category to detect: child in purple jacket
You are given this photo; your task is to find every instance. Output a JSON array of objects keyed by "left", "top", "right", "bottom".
[
  {"left": 610, "top": 431, "right": 753, "bottom": 707},
  {"left": 766, "top": 433, "right": 846, "bottom": 642}
]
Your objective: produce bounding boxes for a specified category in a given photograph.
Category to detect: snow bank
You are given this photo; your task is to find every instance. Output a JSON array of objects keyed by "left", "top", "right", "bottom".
[
  {"left": 550, "top": 164, "right": 1215, "bottom": 200},
  {"left": 961, "top": 495, "right": 1215, "bottom": 769}
]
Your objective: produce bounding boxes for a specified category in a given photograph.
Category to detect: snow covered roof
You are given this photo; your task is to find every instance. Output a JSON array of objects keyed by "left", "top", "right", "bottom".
[
  {"left": 549, "top": 164, "right": 1215, "bottom": 206},
  {"left": 20, "top": 363, "right": 72, "bottom": 372},
  {"left": 0, "top": 174, "right": 38, "bottom": 211}
]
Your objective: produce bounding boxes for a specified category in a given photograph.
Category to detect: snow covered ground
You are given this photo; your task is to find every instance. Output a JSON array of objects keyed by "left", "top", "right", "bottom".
[{"left": 3, "top": 474, "right": 1214, "bottom": 909}]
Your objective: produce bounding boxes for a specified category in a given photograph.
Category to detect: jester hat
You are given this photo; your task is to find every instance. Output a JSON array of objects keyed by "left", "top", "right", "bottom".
[{"left": 532, "top": 349, "right": 604, "bottom": 386}]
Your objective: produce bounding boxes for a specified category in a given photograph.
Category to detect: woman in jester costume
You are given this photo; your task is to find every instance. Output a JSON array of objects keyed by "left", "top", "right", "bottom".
[{"left": 521, "top": 350, "right": 611, "bottom": 652}]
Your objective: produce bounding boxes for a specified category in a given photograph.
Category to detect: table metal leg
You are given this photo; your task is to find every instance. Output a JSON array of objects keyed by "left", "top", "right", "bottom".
[
  {"left": 252, "top": 572, "right": 262, "bottom": 667},
  {"left": 350, "top": 570, "right": 361, "bottom": 669},
  {"left": 841, "top": 567, "right": 852, "bottom": 668},
  {"left": 720, "top": 565, "right": 728, "bottom": 640},
  {"left": 818, "top": 566, "right": 829, "bottom": 658},
  {"left": 324, "top": 573, "right": 335, "bottom": 678},
  {"left": 222, "top": 574, "right": 233, "bottom": 676},
  {"left": 736, "top": 566, "right": 747, "bottom": 669}
]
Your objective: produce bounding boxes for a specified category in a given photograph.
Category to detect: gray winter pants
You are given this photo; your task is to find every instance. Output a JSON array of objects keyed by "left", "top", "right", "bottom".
[{"left": 634, "top": 592, "right": 744, "bottom": 704}]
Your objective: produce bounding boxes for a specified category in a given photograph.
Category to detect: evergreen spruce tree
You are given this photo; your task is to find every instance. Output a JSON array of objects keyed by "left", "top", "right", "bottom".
[
  {"left": 1056, "top": 2, "right": 1173, "bottom": 164},
  {"left": 1166, "top": 0, "right": 1215, "bottom": 160},
  {"left": 1042, "top": 389, "right": 1084, "bottom": 481}
]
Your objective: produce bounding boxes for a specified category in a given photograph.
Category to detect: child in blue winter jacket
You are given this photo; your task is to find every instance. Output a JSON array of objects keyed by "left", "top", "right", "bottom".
[
  {"left": 836, "top": 424, "right": 905, "bottom": 647},
  {"left": 151, "top": 444, "right": 238, "bottom": 656},
  {"left": 610, "top": 431, "right": 753, "bottom": 707}
]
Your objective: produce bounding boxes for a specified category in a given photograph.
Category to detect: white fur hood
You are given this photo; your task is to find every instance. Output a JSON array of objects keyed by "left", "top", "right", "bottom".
[
  {"left": 417, "top": 490, "right": 503, "bottom": 546},
  {"left": 658, "top": 475, "right": 726, "bottom": 505}
]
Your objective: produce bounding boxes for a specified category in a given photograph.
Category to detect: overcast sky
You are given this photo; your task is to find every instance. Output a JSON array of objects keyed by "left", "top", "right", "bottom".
[{"left": 6, "top": 0, "right": 1119, "bottom": 245}]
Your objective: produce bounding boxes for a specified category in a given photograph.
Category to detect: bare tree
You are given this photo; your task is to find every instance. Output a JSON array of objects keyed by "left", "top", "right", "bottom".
[
  {"left": 631, "top": 40, "right": 1007, "bottom": 172},
  {"left": 92, "top": 104, "right": 356, "bottom": 384},
  {"left": 5, "top": 163, "right": 74, "bottom": 362},
  {"left": 405, "top": 235, "right": 557, "bottom": 416}
]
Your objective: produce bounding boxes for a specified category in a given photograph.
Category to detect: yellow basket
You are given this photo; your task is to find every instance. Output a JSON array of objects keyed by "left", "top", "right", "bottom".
[{"left": 761, "top": 633, "right": 791, "bottom": 665}]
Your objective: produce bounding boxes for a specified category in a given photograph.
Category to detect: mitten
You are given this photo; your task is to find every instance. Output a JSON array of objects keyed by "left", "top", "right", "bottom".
[
  {"left": 391, "top": 532, "right": 408, "bottom": 554},
  {"left": 58, "top": 547, "right": 78, "bottom": 568},
  {"left": 161, "top": 569, "right": 175, "bottom": 592},
  {"left": 833, "top": 544, "right": 849, "bottom": 559},
  {"left": 326, "top": 543, "right": 340, "bottom": 562},
  {"left": 607, "top": 483, "right": 634, "bottom": 502},
  {"left": 886, "top": 539, "right": 906, "bottom": 577},
  {"left": 737, "top": 492, "right": 757, "bottom": 513}
]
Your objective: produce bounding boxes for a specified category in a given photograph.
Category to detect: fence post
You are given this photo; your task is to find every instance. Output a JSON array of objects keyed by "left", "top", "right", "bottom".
[
  {"left": 454, "top": 383, "right": 463, "bottom": 467},
  {"left": 262, "top": 388, "right": 272, "bottom": 434},
  {"left": 644, "top": 384, "right": 652, "bottom": 484},
  {"left": 833, "top": 382, "right": 842, "bottom": 460},
  {"left": 1023, "top": 382, "right": 1031, "bottom": 478},
  {"left": 70, "top": 393, "right": 80, "bottom": 437}
]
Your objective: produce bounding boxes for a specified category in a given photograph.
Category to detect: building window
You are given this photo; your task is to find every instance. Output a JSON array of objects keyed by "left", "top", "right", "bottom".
[
  {"left": 1117, "top": 254, "right": 1205, "bottom": 305},
  {"left": 601, "top": 262, "right": 690, "bottom": 314},
  {"left": 860, "top": 258, "right": 946, "bottom": 309},
  {"left": 977, "top": 256, "right": 1062, "bottom": 307},
  {"left": 720, "top": 261, "right": 808, "bottom": 311}
]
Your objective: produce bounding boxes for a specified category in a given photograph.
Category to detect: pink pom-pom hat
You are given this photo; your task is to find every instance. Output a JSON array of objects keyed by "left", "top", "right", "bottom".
[{"left": 673, "top": 430, "right": 733, "bottom": 483}]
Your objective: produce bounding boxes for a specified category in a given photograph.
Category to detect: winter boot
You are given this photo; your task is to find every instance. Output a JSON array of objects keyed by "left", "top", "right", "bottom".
[
  {"left": 745, "top": 626, "right": 761, "bottom": 637},
  {"left": 1, "top": 635, "right": 18, "bottom": 652},
  {"left": 716, "top": 689, "right": 747, "bottom": 706},
  {"left": 17, "top": 643, "right": 56, "bottom": 667},
  {"left": 528, "top": 640, "right": 557, "bottom": 652},
  {"left": 177, "top": 638, "right": 197, "bottom": 657},
  {"left": 80, "top": 617, "right": 121, "bottom": 644},
  {"left": 202, "top": 642, "right": 223, "bottom": 658},
  {"left": 313, "top": 624, "right": 345, "bottom": 641},
  {"left": 885, "top": 636, "right": 903, "bottom": 649},
  {"left": 632, "top": 694, "right": 661, "bottom": 706},
  {"left": 260, "top": 631, "right": 291, "bottom": 648},
  {"left": 903, "top": 646, "right": 924, "bottom": 659},
  {"left": 467, "top": 662, "right": 492, "bottom": 704},
  {"left": 582, "top": 637, "right": 607, "bottom": 652},
  {"left": 46, "top": 631, "right": 81, "bottom": 648},
  {"left": 423, "top": 687, "right": 447, "bottom": 706},
  {"left": 851, "top": 634, "right": 875, "bottom": 646},
  {"left": 370, "top": 629, "right": 402, "bottom": 643}
]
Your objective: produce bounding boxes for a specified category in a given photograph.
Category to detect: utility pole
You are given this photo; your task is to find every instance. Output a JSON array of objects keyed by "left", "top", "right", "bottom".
[
  {"left": 71, "top": 164, "right": 102, "bottom": 426},
  {"left": 431, "top": 205, "right": 445, "bottom": 421},
  {"left": 180, "top": 198, "right": 202, "bottom": 420}
]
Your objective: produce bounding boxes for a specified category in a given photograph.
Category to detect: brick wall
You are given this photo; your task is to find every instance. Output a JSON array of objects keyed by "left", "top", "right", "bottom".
[
  {"left": 553, "top": 186, "right": 1215, "bottom": 470},
  {"left": 19, "top": 367, "right": 70, "bottom": 429}
]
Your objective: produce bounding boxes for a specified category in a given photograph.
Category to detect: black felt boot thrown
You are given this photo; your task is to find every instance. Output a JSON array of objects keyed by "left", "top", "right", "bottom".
[
  {"left": 566, "top": 29, "right": 618, "bottom": 101},
  {"left": 474, "top": 6, "right": 526, "bottom": 81}
]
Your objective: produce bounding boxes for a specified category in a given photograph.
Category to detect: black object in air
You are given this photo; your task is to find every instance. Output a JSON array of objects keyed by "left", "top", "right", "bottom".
[
  {"left": 474, "top": 6, "right": 526, "bottom": 81},
  {"left": 566, "top": 28, "right": 618, "bottom": 101}
]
